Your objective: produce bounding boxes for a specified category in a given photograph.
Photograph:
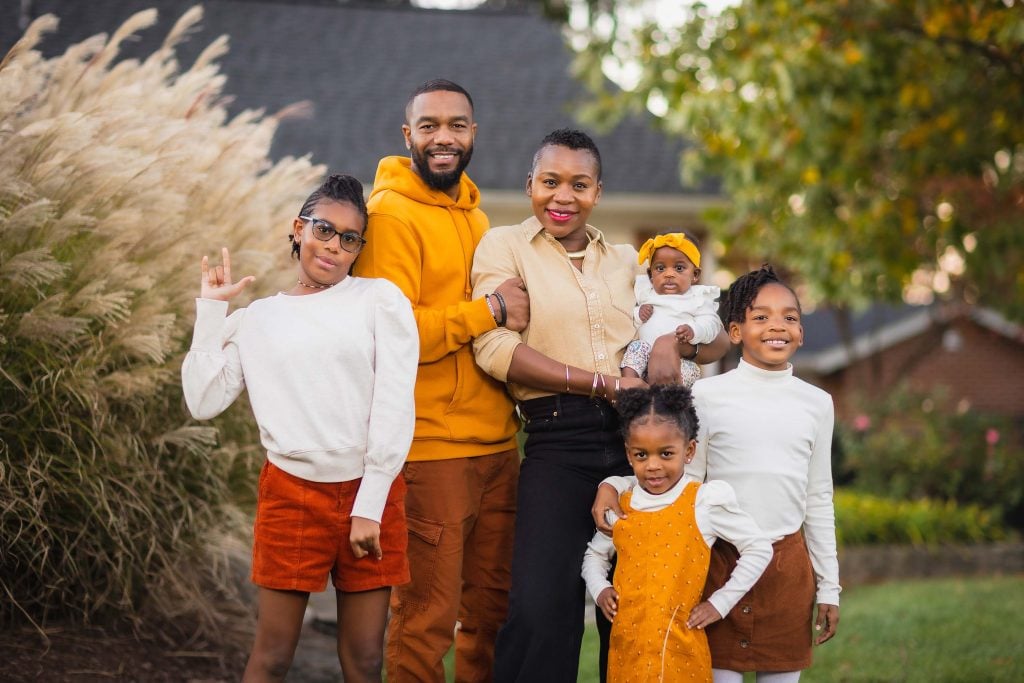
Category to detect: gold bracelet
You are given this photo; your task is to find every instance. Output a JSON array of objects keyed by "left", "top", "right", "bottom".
[
  {"left": 589, "top": 372, "right": 600, "bottom": 399},
  {"left": 598, "top": 372, "right": 607, "bottom": 398},
  {"left": 612, "top": 377, "right": 620, "bottom": 405},
  {"left": 565, "top": 364, "right": 571, "bottom": 393}
]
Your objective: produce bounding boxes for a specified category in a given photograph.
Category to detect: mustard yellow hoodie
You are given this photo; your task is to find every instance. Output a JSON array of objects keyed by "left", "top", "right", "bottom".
[{"left": 353, "top": 156, "right": 518, "bottom": 461}]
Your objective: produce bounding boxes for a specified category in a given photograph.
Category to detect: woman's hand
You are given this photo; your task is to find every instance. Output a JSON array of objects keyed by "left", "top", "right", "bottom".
[
  {"left": 201, "top": 247, "right": 255, "bottom": 302},
  {"left": 349, "top": 516, "right": 383, "bottom": 560},
  {"left": 591, "top": 483, "right": 626, "bottom": 535},
  {"left": 596, "top": 587, "right": 619, "bottom": 621},
  {"left": 647, "top": 334, "right": 683, "bottom": 385}
]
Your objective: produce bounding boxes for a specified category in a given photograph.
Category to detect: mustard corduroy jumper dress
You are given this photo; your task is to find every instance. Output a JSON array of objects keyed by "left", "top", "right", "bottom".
[{"left": 607, "top": 481, "right": 712, "bottom": 683}]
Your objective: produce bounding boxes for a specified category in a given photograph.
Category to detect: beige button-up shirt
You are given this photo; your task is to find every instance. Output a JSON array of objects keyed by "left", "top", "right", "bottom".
[{"left": 471, "top": 216, "right": 642, "bottom": 402}]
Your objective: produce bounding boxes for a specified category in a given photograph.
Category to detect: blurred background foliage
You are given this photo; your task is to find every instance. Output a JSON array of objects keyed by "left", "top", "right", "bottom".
[
  {"left": 837, "top": 385, "right": 1024, "bottom": 531},
  {"left": 0, "top": 7, "right": 323, "bottom": 636},
  {"left": 567, "top": 0, "right": 1024, "bottom": 319}
]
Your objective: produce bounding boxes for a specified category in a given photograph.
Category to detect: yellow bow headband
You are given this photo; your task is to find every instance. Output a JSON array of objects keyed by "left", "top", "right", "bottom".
[{"left": 637, "top": 233, "right": 701, "bottom": 268}]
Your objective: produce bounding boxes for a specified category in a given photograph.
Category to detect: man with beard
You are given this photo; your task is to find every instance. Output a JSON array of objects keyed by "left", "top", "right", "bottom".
[{"left": 353, "top": 79, "right": 529, "bottom": 683}]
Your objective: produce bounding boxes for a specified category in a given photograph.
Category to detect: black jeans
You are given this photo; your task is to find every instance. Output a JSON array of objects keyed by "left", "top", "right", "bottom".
[{"left": 493, "top": 394, "right": 632, "bottom": 683}]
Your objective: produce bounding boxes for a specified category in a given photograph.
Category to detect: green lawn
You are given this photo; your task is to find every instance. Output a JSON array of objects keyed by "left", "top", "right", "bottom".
[{"left": 443, "top": 575, "right": 1024, "bottom": 682}]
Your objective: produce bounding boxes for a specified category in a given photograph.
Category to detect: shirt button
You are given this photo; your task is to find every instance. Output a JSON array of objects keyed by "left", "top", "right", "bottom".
[
  {"left": 597, "top": 354, "right": 606, "bottom": 360},
  {"left": 739, "top": 639, "right": 749, "bottom": 648},
  {"left": 593, "top": 324, "right": 600, "bottom": 329},
  {"left": 742, "top": 606, "right": 752, "bottom": 614}
]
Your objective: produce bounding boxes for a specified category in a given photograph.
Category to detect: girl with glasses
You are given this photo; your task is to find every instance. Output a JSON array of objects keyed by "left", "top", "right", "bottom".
[{"left": 182, "top": 174, "right": 417, "bottom": 683}]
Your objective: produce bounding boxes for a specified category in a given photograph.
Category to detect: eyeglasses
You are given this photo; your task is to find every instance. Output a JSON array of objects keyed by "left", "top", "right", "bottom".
[{"left": 299, "top": 215, "right": 367, "bottom": 254}]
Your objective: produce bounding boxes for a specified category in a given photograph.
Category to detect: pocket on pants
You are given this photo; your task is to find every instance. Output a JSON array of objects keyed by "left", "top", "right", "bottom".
[{"left": 398, "top": 513, "right": 444, "bottom": 611}]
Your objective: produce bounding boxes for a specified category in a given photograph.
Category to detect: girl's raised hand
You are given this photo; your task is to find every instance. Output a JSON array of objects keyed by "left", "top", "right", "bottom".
[{"left": 200, "top": 247, "right": 255, "bottom": 301}]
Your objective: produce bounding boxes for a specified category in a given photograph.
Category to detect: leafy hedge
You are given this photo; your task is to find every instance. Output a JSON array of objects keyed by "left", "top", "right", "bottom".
[
  {"left": 0, "top": 8, "right": 322, "bottom": 636},
  {"left": 836, "top": 489, "right": 1009, "bottom": 546}
]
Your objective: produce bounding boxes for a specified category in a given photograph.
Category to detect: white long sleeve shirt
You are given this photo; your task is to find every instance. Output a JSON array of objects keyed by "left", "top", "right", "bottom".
[
  {"left": 181, "top": 276, "right": 417, "bottom": 522},
  {"left": 583, "top": 475, "right": 772, "bottom": 619},
  {"left": 605, "top": 359, "right": 841, "bottom": 605},
  {"left": 634, "top": 277, "right": 722, "bottom": 346}
]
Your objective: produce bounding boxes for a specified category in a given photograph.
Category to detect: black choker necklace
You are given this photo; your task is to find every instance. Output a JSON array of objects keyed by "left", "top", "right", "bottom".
[{"left": 297, "top": 278, "right": 332, "bottom": 290}]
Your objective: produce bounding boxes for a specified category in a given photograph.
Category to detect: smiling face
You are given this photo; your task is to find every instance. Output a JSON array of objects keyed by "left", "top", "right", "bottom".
[
  {"left": 624, "top": 415, "right": 695, "bottom": 496},
  {"left": 403, "top": 89, "right": 476, "bottom": 197},
  {"left": 729, "top": 282, "right": 804, "bottom": 371},
  {"left": 291, "top": 199, "right": 364, "bottom": 290},
  {"left": 649, "top": 246, "right": 700, "bottom": 295},
  {"left": 526, "top": 144, "right": 602, "bottom": 250}
]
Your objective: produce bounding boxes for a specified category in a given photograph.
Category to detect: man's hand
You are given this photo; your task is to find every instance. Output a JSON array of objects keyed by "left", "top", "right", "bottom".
[
  {"left": 596, "top": 587, "right": 619, "bottom": 622},
  {"left": 349, "top": 516, "right": 383, "bottom": 560},
  {"left": 494, "top": 277, "right": 529, "bottom": 331}
]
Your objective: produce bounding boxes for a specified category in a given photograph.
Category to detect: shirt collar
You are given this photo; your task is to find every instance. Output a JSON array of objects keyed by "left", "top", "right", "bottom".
[{"left": 519, "top": 215, "right": 608, "bottom": 250}]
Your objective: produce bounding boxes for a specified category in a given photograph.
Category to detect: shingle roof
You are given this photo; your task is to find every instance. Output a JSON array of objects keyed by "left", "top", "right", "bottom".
[
  {"left": 4, "top": 0, "right": 713, "bottom": 194},
  {"left": 795, "top": 303, "right": 1024, "bottom": 374}
]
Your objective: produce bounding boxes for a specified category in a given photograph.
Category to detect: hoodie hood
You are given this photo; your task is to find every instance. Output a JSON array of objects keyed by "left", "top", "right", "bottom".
[{"left": 370, "top": 156, "right": 481, "bottom": 210}]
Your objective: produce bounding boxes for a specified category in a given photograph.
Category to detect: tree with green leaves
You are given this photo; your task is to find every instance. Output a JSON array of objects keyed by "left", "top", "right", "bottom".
[{"left": 569, "top": 0, "right": 1024, "bottom": 318}]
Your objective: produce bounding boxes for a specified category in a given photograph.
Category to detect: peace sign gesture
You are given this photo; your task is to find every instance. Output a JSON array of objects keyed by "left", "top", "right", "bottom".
[{"left": 200, "top": 247, "right": 255, "bottom": 302}]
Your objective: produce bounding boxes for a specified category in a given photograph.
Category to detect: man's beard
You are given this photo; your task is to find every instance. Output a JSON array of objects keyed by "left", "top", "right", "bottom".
[{"left": 412, "top": 144, "right": 474, "bottom": 192}]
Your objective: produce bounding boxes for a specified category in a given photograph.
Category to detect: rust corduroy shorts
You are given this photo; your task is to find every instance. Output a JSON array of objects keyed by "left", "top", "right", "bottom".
[{"left": 251, "top": 461, "right": 410, "bottom": 593}]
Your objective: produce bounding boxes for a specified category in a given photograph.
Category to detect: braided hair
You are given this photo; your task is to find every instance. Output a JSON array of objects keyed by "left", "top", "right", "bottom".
[
  {"left": 616, "top": 384, "right": 700, "bottom": 442},
  {"left": 721, "top": 264, "right": 800, "bottom": 325},
  {"left": 289, "top": 173, "right": 368, "bottom": 258}
]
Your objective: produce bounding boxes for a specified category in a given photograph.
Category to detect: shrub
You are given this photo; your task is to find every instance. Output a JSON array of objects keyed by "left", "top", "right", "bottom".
[
  {"left": 835, "top": 489, "right": 1008, "bottom": 546},
  {"left": 0, "top": 8, "right": 323, "bottom": 636},
  {"left": 838, "top": 384, "right": 1024, "bottom": 527}
]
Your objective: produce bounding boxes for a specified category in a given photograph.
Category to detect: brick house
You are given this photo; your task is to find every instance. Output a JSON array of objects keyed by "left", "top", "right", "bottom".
[{"left": 793, "top": 303, "right": 1024, "bottom": 421}]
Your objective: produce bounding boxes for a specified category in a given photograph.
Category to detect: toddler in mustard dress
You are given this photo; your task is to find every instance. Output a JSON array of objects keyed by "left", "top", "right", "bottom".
[{"left": 582, "top": 385, "right": 771, "bottom": 682}]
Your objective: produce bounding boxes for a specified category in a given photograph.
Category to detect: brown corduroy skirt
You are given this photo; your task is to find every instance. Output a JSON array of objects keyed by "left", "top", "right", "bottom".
[{"left": 701, "top": 531, "right": 815, "bottom": 672}]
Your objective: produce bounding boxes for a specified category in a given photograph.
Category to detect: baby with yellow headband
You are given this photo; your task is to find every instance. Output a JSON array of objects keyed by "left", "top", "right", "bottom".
[{"left": 621, "top": 232, "right": 723, "bottom": 387}]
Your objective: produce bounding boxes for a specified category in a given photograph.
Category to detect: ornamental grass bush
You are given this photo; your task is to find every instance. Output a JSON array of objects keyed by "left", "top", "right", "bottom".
[
  {"left": 837, "top": 384, "right": 1024, "bottom": 529},
  {"left": 0, "top": 8, "right": 323, "bottom": 637}
]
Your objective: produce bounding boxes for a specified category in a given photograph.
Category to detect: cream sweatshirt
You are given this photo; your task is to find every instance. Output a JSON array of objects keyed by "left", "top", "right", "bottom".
[{"left": 181, "top": 276, "right": 417, "bottom": 522}]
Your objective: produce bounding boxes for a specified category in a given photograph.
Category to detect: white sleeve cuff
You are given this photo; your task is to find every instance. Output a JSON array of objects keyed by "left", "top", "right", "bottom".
[
  {"left": 351, "top": 468, "right": 397, "bottom": 523},
  {"left": 191, "top": 298, "right": 229, "bottom": 350}
]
